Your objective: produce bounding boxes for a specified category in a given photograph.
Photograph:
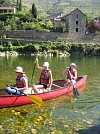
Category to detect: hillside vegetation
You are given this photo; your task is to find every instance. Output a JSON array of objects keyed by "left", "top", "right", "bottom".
[
  {"left": 20, "top": 0, "right": 100, "bottom": 18},
  {"left": 8, "top": 0, "right": 100, "bottom": 18}
]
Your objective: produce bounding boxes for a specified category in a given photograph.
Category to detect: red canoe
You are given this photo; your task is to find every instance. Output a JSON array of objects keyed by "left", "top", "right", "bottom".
[{"left": 0, "top": 75, "right": 87, "bottom": 108}]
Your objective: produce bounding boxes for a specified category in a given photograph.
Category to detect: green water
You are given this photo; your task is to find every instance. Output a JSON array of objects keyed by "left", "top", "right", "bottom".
[{"left": 0, "top": 55, "right": 100, "bottom": 134}]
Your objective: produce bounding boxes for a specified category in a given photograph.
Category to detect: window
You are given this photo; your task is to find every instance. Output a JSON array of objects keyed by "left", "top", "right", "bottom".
[
  {"left": 76, "top": 14, "right": 78, "bottom": 18},
  {"left": 76, "top": 28, "right": 78, "bottom": 32},
  {"left": 76, "top": 21, "right": 78, "bottom": 25}
]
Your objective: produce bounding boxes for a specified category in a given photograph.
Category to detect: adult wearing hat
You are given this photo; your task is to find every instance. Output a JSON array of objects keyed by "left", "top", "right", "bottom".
[
  {"left": 62, "top": 63, "right": 77, "bottom": 86},
  {"left": 32, "top": 58, "right": 53, "bottom": 93},
  {"left": 6, "top": 66, "right": 28, "bottom": 95}
]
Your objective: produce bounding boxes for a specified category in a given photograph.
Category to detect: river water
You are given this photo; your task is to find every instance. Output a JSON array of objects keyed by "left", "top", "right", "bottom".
[{"left": 0, "top": 55, "right": 100, "bottom": 134}]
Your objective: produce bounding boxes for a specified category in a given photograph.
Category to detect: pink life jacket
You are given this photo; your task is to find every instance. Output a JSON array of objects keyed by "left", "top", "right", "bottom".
[
  {"left": 16, "top": 74, "right": 28, "bottom": 88},
  {"left": 67, "top": 69, "right": 75, "bottom": 80},
  {"left": 39, "top": 70, "right": 50, "bottom": 85}
]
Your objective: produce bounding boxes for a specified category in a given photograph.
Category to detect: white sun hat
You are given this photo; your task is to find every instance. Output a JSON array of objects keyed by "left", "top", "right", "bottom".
[
  {"left": 43, "top": 62, "right": 49, "bottom": 68},
  {"left": 70, "top": 63, "right": 76, "bottom": 67},
  {"left": 14, "top": 66, "right": 24, "bottom": 73}
]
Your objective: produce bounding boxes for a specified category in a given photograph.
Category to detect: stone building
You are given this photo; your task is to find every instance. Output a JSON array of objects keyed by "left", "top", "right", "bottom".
[
  {"left": 0, "top": 7, "right": 16, "bottom": 13},
  {"left": 62, "top": 8, "right": 86, "bottom": 36},
  {"left": 45, "top": 8, "right": 86, "bottom": 36}
]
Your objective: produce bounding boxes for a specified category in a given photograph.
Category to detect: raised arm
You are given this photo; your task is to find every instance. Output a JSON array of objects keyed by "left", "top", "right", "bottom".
[
  {"left": 62, "top": 67, "right": 69, "bottom": 75},
  {"left": 36, "top": 58, "right": 43, "bottom": 71}
]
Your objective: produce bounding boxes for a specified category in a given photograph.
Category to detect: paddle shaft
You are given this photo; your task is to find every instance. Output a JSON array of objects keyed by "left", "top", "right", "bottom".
[
  {"left": 30, "top": 53, "right": 38, "bottom": 84},
  {"left": 68, "top": 69, "right": 79, "bottom": 96},
  {"left": 30, "top": 62, "right": 36, "bottom": 84}
]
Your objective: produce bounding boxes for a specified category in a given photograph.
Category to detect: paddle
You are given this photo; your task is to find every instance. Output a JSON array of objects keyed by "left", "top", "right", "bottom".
[
  {"left": 5, "top": 85, "right": 43, "bottom": 106},
  {"left": 30, "top": 53, "right": 38, "bottom": 84},
  {"left": 68, "top": 69, "right": 79, "bottom": 96},
  {"left": 72, "top": 84, "right": 79, "bottom": 96},
  {"left": 25, "top": 94, "right": 43, "bottom": 106},
  {"left": 28, "top": 52, "right": 43, "bottom": 106}
]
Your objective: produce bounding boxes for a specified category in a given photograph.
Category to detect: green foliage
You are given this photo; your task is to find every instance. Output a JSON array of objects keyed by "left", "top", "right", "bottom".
[
  {"left": 16, "top": 40, "right": 22, "bottom": 46},
  {"left": 0, "top": 0, "right": 10, "bottom": 6},
  {"left": 19, "top": 0, "right": 22, "bottom": 11},
  {"left": 45, "top": 20, "right": 53, "bottom": 29},
  {"left": 0, "top": 40, "right": 100, "bottom": 56},
  {"left": 0, "top": 13, "right": 14, "bottom": 21},
  {"left": 16, "top": 0, "right": 22, "bottom": 12},
  {"left": 34, "top": 44, "right": 40, "bottom": 51},
  {"left": 48, "top": 50, "right": 58, "bottom": 56},
  {"left": 16, "top": 11, "right": 26, "bottom": 18},
  {"left": 0, "top": 21, "right": 5, "bottom": 30},
  {"left": 1, "top": 34, "right": 6, "bottom": 38}
]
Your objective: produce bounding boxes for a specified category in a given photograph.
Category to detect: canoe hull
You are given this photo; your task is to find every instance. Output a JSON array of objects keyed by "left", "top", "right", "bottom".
[{"left": 0, "top": 75, "right": 87, "bottom": 108}]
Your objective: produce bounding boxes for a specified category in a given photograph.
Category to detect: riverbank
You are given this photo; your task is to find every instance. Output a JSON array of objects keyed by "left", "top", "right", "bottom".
[{"left": 0, "top": 39, "right": 100, "bottom": 56}]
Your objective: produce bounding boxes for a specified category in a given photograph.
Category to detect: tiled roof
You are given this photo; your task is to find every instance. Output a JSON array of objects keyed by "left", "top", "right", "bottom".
[
  {"left": 44, "top": 13, "right": 68, "bottom": 20},
  {"left": 0, "top": 7, "right": 15, "bottom": 10},
  {"left": 57, "top": 14, "right": 68, "bottom": 19},
  {"left": 44, "top": 13, "right": 61, "bottom": 20}
]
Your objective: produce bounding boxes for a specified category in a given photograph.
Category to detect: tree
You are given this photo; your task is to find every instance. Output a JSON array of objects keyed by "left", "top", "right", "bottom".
[
  {"left": 88, "top": 19, "right": 100, "bottom": 33},
  {"left": 16, "top": 0, "right": 22, "bottom": 11},
  {"left": 0, "top": 0, "right": 6, "bottom": 5},
  {"left": 16, "top": 0, "right": 19, "bottom": 11},
  {"left": 19, "top": 0, "right": 22, "bottom": 11},
  {"left": 0, "top": 0, "right": 10, "bottom": 6},
  {"left": 32, "top": 3, "right": 37, "bottom": 19}
]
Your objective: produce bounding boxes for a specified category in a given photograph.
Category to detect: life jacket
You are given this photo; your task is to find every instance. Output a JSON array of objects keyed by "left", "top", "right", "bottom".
[
  {"left": 39, "top": 70, "right": 50, "bottom": 85},
  {"left": 16, "top": 74, "right": 28, "bottom": 88},
  {"left": 67, "top": 69, "right": 75, "bottom": 80}
]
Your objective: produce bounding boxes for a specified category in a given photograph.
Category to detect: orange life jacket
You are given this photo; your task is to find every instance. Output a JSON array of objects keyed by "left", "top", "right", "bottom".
[
  {"left": 16, "top": 74, "right": 28, "bottom": 88},
  {"left": 39, "top": 70, "right": 50, "bottom": 84}
]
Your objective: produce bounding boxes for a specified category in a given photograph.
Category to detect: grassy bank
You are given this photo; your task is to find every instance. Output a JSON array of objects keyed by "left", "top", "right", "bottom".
[{"left": 0, "top": 41, "right": 100, "bottom": 56}]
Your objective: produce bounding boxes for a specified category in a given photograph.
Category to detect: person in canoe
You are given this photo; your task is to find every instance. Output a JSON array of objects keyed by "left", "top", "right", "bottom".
[
  {"left": 6, "top": 66, "right": 28, "bottom": 95},
  {"left": 62, "top": 63, "right": 77, "bottom": 86},
  {"left": 32, "top": 58, "right": 53, "bottom": 93}
]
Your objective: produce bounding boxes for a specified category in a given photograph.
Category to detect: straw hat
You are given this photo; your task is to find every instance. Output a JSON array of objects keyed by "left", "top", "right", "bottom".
[
  {"left": 14, "top": 66, "right": 24, "bottom": 73},
  {"left": 43, "top": 62, "right": 49, "bottom": 68}
]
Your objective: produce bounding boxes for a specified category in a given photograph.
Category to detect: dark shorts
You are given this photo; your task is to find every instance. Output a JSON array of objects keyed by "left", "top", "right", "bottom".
[{"left": 39, "top": 82, "right": 47, "bottom": 89}]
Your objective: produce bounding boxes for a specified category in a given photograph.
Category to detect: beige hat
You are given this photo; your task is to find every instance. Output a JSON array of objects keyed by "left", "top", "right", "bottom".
[
  {"left": 43, "top": 62, "right": 49, "bottom": 68},
  {"left": 70, "top": 63, "right": 76, "bottom": 67},
  {"left": 14, "top": 66, "right": 24, "bottom": 73}
]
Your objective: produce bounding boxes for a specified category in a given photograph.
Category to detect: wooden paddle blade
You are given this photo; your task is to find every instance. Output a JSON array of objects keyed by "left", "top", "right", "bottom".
[{"left": 27, "top": 95, "right": 43, "bottom": 106}]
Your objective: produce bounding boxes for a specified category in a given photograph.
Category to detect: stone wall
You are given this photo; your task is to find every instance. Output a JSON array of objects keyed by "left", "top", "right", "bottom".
[{"left": 0, "top": 30, "right": 100, "bottom": 43}]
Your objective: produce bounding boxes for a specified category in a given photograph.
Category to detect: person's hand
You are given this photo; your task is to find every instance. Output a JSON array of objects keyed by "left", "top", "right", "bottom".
[
  {"left": 48, "top": 84, "right": 51, "bottom": 89},
  {"left": 70, "top": 75, "right": 73, "bottom": 80},
  {"left": 14, "top": 87, "right": 19, "bottom": 90},
  {"left": 6, "top": 84, "right": 10, "bottom": 87},
  {"left": 36, "top": 57, "right": 38, "bottom": 62}
]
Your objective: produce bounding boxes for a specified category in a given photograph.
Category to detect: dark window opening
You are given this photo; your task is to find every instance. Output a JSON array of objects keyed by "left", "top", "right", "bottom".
[
  {"left": 76, "top": 28, "right": 78, "bottom": 32},
  {"left": 76, "top": 21, "right": 78, "bottom": 25},
  {"left": 76, "top": 14, "right": 78, "bottom": 18}
]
